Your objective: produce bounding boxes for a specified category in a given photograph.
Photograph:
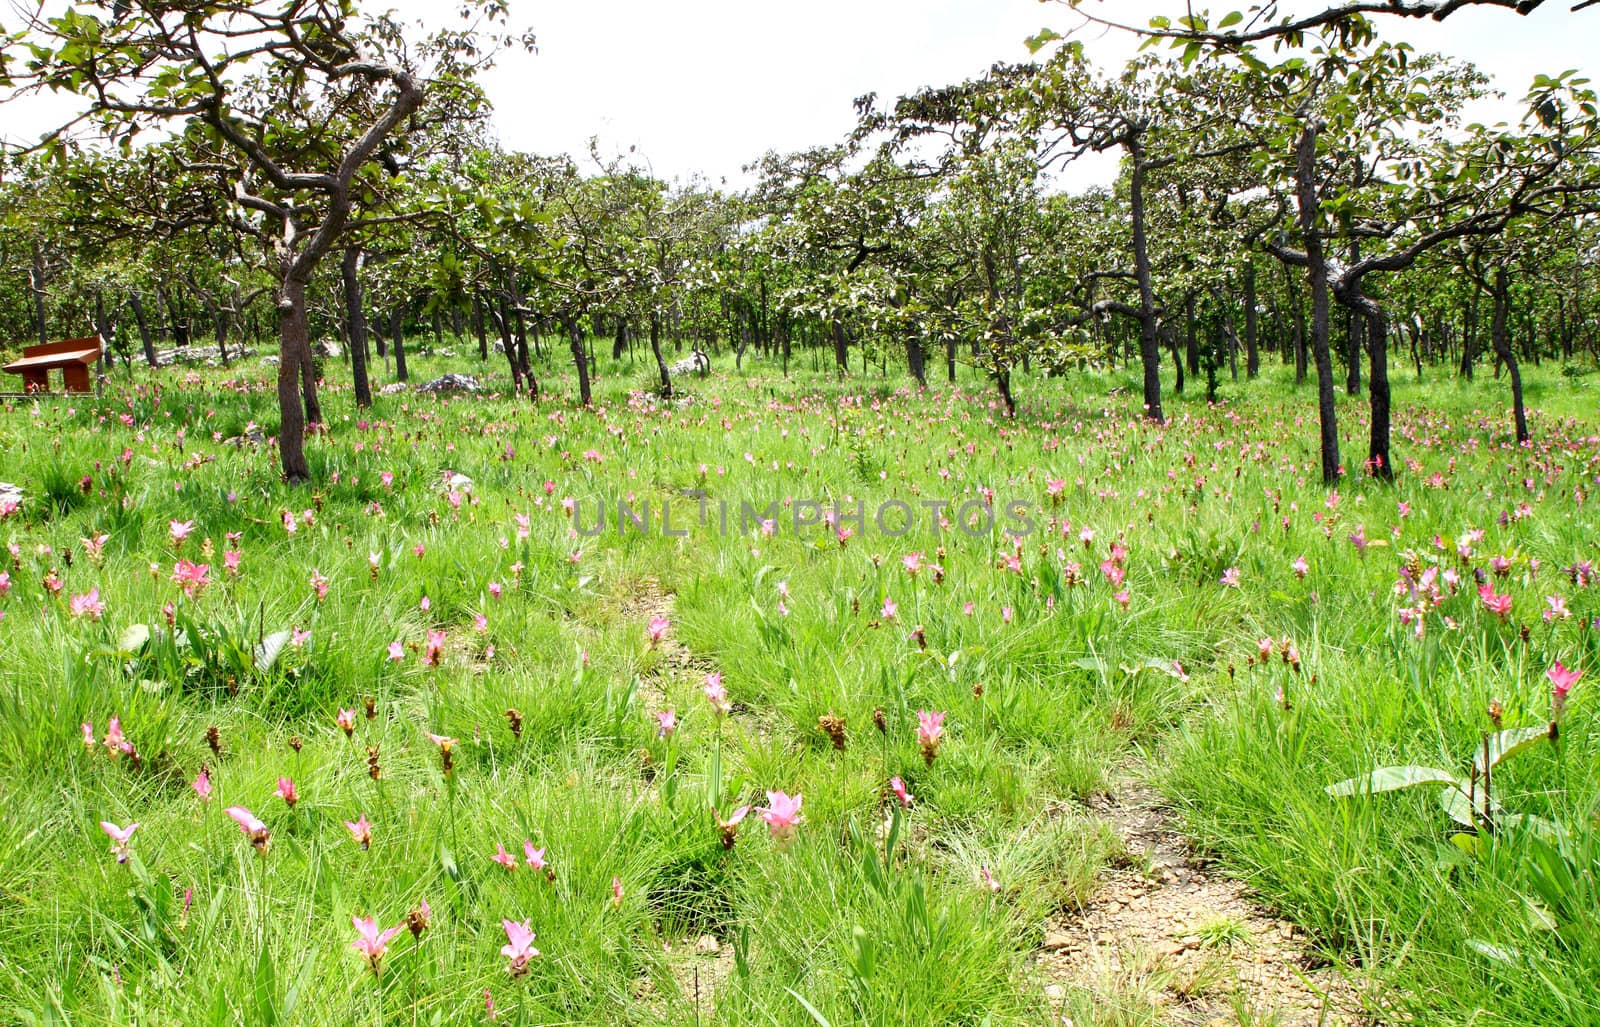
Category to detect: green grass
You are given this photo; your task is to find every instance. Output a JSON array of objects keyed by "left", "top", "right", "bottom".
[{"left": 0, "top": 342, "right": 1596, "bottom": 1024}]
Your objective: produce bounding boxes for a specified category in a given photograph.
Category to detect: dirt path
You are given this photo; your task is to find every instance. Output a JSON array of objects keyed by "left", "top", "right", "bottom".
[{"left": 1036, "top": 768, "right": 1365, "bottom": 1026}]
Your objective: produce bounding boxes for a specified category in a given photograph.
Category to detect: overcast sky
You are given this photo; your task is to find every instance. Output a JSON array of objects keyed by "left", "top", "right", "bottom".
[{"left": 3, "top": 0, "right": 1594, "bottom": 191}]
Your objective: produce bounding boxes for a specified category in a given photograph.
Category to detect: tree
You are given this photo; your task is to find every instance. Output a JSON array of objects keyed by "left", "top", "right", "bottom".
[{"left": 1, "top": 1, "right": 529, "bottom": 482}]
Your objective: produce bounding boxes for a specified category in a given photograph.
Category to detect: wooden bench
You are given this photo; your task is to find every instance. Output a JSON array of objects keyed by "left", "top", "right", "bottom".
[{"left": 2, "top": 335, "right": 103, "bottom": 394}]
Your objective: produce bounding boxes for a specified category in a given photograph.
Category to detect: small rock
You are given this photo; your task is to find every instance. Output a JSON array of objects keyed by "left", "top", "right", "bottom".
[
  {"left": 1043, "top": 984, "right": 1066, "bottom": 1001},
  {"left": 693, "top": 935, "right": 720, "bottom": 955},
  {"left": 416, "top": 373, "right": 483, "bottom": 395},
  {"left": 1154, "top": 940, "right": 1186, "bottom": 958},
  {"left": 1042, "top": 932, "right": 1073, "bottom": 952}
]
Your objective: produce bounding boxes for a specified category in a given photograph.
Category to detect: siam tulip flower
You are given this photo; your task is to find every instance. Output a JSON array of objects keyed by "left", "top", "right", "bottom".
[
  {"left": 1548, "top": 661, "right": 1581, "bottom": 725},
  {"left": 104, "top": 716, "right": 131, "bottom": 758},
  {"left": 977, "top": 865, "right": 1001, "bottom": 893},
  {"left": 492, "top": 843, "right": 518, "bottom": 870},
  {"left": 757, "top": 790, "right": 803, "bottom": 845},
  {"left": 387, "top": 639, "right": 405, "bottom": 662},
  {"left": 880, "top": 596, "right": 898, "bottom": 621},
  {"left": 419, "top": 595, "right": 431, "bottom": 613},
  {"left": 223, "top": 550, "right": 242, "bottom": 576},
  {"left": 226, "top": 806, "right": 271, "bottom": 853},
  {"left": 500, "top": 919, "right": 539, "bottom": 976},
  {"left": 69, "top": 588, "right": 105, "bottom": 620},
  {"left": 1545, "top": 595, "right": 1572, "bottom": 623},
  {"left": 916, "top": 711, "right": 946, "bottom": 765},
  {"left": 488, "top": 581, "right": 503, "bottom": 600},
  {"left": 656, "top": 709, "right": 677, "bottom": 738},
  {"left": 424, "top": 630, "right": 447, "bottom": 667},
  {"left": 646, "top": 615, "right": 670, "bottom": 646},
  {"left": 474, "top": 612, "right": 488, "bottom": 634},
  {"left": 1291, "top": 555, "right": 1309, "bottom": 579},
  {"left": 275, "top": 777, "right": 298, "bottom": 808},
  {"left": 100, "top": 820, "right": 139, "bottom": 863},
  {"left": 523, "top": 842, "right": 547, "bottom": 871},
  {"left": 703, "top": 672, "right": 730, "bottom": 716},
  {"left": 427, "top": 733, "right": 458, "bottom": 775},
  {"left": 309, "top": 569, "right": 329, "bottom": 601},
  {"left": 902, "top": 552, "right": 923, "bottom": 577},
  {"left": 337, "top": 708, "right": 357, "bottom": 737},
  {"left": 405, "top": 898, "right": 431, "bottom": 939},
  {"left": 1489, "top": 555, "right": 1512, "bottom": 578},
  {"left": 171, "top": 559, "right": 212, "bottom": 597},
  {"left": 345, "top": 814, "right": 372, "bottom": 850},
  {"left": 169, "top": 519, "right": 195, "bottom": 548},
  {"left": 889, "top": 776, "right": 914, "bottom": 808},
  {"left": 82, "top": 721, "right": 95, "bottom": 749},
  {"left": 611, "top": 876, "right": 625, "bottom": 908},
  {"left": 291, "top": 627, "right": 311, "bottom": 648},
  {"left": 192, "top": 767, "right": 212, "bottom": 802},
  {"left": 1478, "top": 584, "right": 1513, "bottom": 620},
  {"left": 351, "top": 915, "right": 401, "bottom": 975},
  {"left": 1113, "top": 589, "right": 1130, "bottom": 610},
  {"left": 1220, "top": 567, "right": 1242, "bottom": 589},
  {"left": 713, "top": 803, "right": 751, "bottom": 849}
]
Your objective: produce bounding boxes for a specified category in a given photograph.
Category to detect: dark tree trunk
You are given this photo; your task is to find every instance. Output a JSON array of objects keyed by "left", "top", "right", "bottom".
[
  {"left": 130, "top": 291, "right": 157, "bottom": 367},
  {"left": 907, "top": 334, "right": 926, "bottom": 386},
  {"left": 996, "top": 368, "right": 1015, "bottom": 417},
  {"left": 1127, "top": 141, "right": 1164, "bottom": 423},
  {"left": 1185, "top": 291, "right": 1199, "bottom": 376},
  {"left": 612, "top": 319, "right": 628, "bottom": 361},
  {"left": 1293, "top": 122, "right": 1341, "bottom": 485},
  {"left": 473, "top": 296, "right": 488, "bottom": 361},
  {"left": 831, "top": 315, "right": 849, "bottom": 374},
  {"left": 390, "top": 305, "right": 408, "bottom": 383},
  {"left": 1491, "top": 270, "right": 1529, "bottom": 444},
  {"left": 342, "top": 246, "right": 372, "bottom": 409},
  {"left": 1244, "top": 261, "right": 1259, "bottom": 379},
  {"left": 565, "top": 315, "right": 592, "bottom": 405},
  {"left": 650, "top": 311, "right": 672, "bottom": 398},
  {"left": 1461, "top": 295, "right": 1477, "bottom": 380},
  {"left": 1345, "top": 240, "right": 1363, "bottom": 396},
  {"left": 277, "top": 278, "right": 313, "bottom": 484}
]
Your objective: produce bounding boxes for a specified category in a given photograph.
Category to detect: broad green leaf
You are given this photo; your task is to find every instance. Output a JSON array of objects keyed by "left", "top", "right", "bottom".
[
  {"left": 254, "top": 630, "right": 292, "bottom": 674},
  {"left": 1471, "top": 726, "right": 1552, "bottom": 775},
  {"left": 1219, "top": 10, "right": 1244, "bottom": 28},
  {"left": 1325, "top": 766, "right": 1460, "bottom": 797}
]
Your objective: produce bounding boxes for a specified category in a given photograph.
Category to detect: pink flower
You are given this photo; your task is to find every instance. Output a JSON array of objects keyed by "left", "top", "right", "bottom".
[
  {"left": 100, "top": 820, "right": 139, "bottom": 863},
  {"left": 492, "top": 843, "right": 518, "bottom": 870},
  {"left": 351, "top": 915, "right": 401, "bottom": 974},
  {"left": 345, "top": 814, "right": 372, "bottom": 850},
  {"left": 387, "top": 639, "right": 405, "bottom": 662},
  {"left": 488, "top": 581, "right": 503, "bottom": 600},
  {"left": 290, "top": 627, "right": 311, "bottom": 648},
  {"left": 1291, "top": 555, "right": 1309, "bottom": 579},
  {"left": 977, "top": 865, "right": 1001, "bottom": 892},
  {"left": 881, "top": 596, "right": 898, "bottom": 621},
  {"left": 226, "top": 806, "right": 271, "bottom": 853},
  {"left": 916, "top": 710, "right": 945, "bottom": 765},
  {"left": 424, "top": 629, "right": 447, "bottom": 667},
  {"left": 192, "top": 767, "right": 212, "bottom": 802},
  {"left": 889, "top": 776, "right": 914, "bottom": 808},
  {"left": 714, "top": 803, "right": 751, "bottom": 848},
  {"left": 82, "top": 721, "right": 95, "bottom": 749},
  {"left": 902, "top": 552, "right": 923, "bottom": 577},
  {"left": 1545, "top": 595, "right": 1572, "bottom": 623},
  {"left": 309, "top": 569, "right": 329, "bottom": 601},
  {"left": 103, "top": 715, "right": 131, "bottom": 757},
  {"left": 172, "top": 559, "right": 211, "bottom": 597},
  {"left": 523, "top": 842, "right": 547, "bottom": 871},
  {"left": 223, "top": 550, "right": 242, "bottom": 576},
  {"left": 1549, "top": 661, "right": 1581, "bottom": 721},
  {"left": 703, "top": 672, "right": 730, "bottom": 716},
  {"left": 757, "top": 790, "right": 803, "bottom": 844},
  {"left": 500, "top": 919, "right": 539, "bottom": 976},
  {"left": 1220, "top": 567, "right": 1241, "bottom": 589},
  {"left": 656, "top": 709, "right": 677, "bottom": 738},
  {"left": 611, "top": 876, "right": 625, "bottom": 908},
  {"left": 275, "top": 777, "right": 298, "bottom": 808},
  {"left": 647, "top": 615, "right": 670, "bottom": 646},
  {"left": 169, "top": 519, "right": 194, "bottom": 548},
  {"left": 69, "top": 589, "right": 105, "bottom": 620},
  {"left": 1478, "top": 584, "right": 1513, "bottom": 620},
  {"left": 337, "top": 708, "right": 357, "bottom": 737}
]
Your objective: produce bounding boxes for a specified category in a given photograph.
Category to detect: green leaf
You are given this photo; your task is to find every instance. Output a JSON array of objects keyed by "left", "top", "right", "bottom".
[
  {"left": 785, "top": 987, "right": 834, "bottom": 1027},
  {"left": 1471, "top": 726, "right": 1552, "bottom": 776},
  {"left": 1218, "top": 10, "right": 1244, "bottom": 28},
  {"left": 117, "top": 623, "right": 151, "bottom": 653},
  {"left": 254, "top": 630, "right": 292, "bottom": 674},
  {"left": 1325, "top": 766, "right": 1460, "bottom": 797}
]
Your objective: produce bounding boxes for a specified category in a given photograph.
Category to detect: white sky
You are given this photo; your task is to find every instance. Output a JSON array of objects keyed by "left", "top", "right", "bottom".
[{"left": 3, "top": 0, "right": 1594, "bottom": 191}]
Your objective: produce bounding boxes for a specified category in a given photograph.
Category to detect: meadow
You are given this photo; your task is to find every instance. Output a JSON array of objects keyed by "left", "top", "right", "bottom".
[{"left": 0, "top": 350, "right": 1596, "bottom": 1026}]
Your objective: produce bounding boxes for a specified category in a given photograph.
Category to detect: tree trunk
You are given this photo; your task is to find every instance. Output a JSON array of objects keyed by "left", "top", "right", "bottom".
[
  {"left": 1293, "top": 121, "right": 1341, "bottom": 485},
  {"left": 277, "top": 278, "right": 312, "bottom": 485},
  {"left": 342, "top": 246, "right": 372, "bottom": 409},
  {"left": 650, "top": 310, "right": 673, "bottom": 398},
  {"left": 564, "top": 315, "right": 592, "bottom": 405},
  {"left": 1491, "top": 269, "right": 1529, "bottom": 444},
  {"left": 1127, "top": 142, "right": 1164, "bottom": 423},
  {"left": 1185, "top": 290, "right": 1199, "bottom": 377},
  {"left": 30, "top": 244, "right": 48, "bottom": 348},
  {"left": 130, "top": 291, "right": 157, "bottom": 367},
  {"left": 1244, "top": 261, "right": 1259, "bottom": 379},
  {"left": 831, "top": 315, "right": 849, "bottom": 375},
  {"left": 390, "top": 305, "right": 408, "bottom": 383},
  {"left": 473, "top": 296, "right": 488, "bottom": 361},
  {"left": 1345, "top": 240, "right": 1362, "bottom": 396}
]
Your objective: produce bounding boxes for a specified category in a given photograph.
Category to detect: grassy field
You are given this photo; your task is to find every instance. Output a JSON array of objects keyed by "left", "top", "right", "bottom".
[{"left": 0, "top": 346, "right": 1596, "bottom": 1026}]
